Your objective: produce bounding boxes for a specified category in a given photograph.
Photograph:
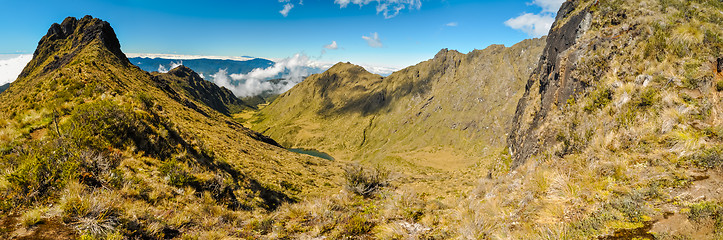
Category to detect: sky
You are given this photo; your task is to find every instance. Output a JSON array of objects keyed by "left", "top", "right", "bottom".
[{"left": 0, "top": 0, "right": 565, "bottom": 86}]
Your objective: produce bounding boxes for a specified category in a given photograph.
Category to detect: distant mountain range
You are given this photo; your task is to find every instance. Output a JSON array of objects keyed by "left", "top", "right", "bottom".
[{"left": 129, "top": 57, "right": 275, "bottom": 78}]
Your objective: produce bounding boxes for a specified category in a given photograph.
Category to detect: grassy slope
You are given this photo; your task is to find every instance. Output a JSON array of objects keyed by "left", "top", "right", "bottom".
[
  {"left": 252, "top": 38, "right": 546, "bottom": 174},
  {"left": 484, "top": 0, "right": 723, "bottom": 238},
  {"left": 0, "top": 16, "right": 341, "bottom": 239},
  {"left": 247, "top": 0, "right": 723, "bottom": 239}
]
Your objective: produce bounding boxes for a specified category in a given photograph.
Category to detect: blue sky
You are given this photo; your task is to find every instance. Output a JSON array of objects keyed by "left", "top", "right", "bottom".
[{"left": 0, "top": 0, "right": 563, "bottom": 69}]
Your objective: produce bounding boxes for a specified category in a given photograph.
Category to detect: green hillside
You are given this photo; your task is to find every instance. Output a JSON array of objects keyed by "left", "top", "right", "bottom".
[
  {"left": 245, "top": 0, "right": 723, "bottom": 239},
  {"left": 252, "top": 38, "right": 546, "bottom": 173},
  {"left": 0, "top": 15, "right": 341, "bottom": 239},
  {"left": 1, "top": 0, "right": 722, "bottom": 238}
]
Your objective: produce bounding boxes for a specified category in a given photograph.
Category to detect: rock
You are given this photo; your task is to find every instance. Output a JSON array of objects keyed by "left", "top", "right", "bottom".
[
  {"left": 508, "top": 0, "right": 592, "bottom": 168},
  {"left": 635, "top": 74, "right": 652, "bottom": 86},
  {"left": 668, "top": 77, "right": 683, "bottom": 87}
]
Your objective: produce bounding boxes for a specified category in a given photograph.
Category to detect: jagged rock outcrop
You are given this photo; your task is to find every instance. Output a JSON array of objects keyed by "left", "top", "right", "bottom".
[
  {"left": 151, "top": 65, "right": 252, "bottom": 115},
  {"left": 19, "top": 15, "right": 128, "bottom": 79},
  {"left": 252, "top": 38, "right": 546, "bottom": 170},
  {"left": 508, "top": 1, "right": 593, "bottom": 168}
]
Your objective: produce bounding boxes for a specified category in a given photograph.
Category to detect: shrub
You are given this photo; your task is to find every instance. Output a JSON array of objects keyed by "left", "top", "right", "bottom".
[
  {"left": 635, "top": 88, "right": 659, "bottom": 108},
  {"left": 159, "top": 159, "right": 196, "bottom": 187},
  {"left": 341, "top": 215, "right": 375, "bottom": 237},
  {"left": 716, "top": 81, "right": 723, "bottom": 92},
  {"left": 688, "top": 201, "right": 722, "bottom": 221},
  {"left": 694, "top": 146, "right": 723, "bottom": 170},
  {"left": 687, "top": 201, "right": 723, "bottom": 232},
  {"left": 5, "top": 139, "right": 79, "bottom": 205},
  {"left": 344, "top": 164, "right": 389, "bottom": 198},
  {"left": 584, "top": 88, "right": 613, "bottom": 112},
  {"left": 67, "top": 100, "right": 143, "bottom": 150}
]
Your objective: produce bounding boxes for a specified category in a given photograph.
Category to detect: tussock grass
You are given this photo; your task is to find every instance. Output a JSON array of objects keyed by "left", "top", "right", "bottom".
[
  {"left": 343, "top": 164, "right": 390, "bottom": 198},
  {"left": 20, "top": 206, "right": 49, "bottom": 227}
]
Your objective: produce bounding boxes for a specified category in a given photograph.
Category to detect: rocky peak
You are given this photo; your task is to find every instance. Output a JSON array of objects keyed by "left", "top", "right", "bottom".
[{"left": 19, "top": 15, "right": 128, "bottom": 78}]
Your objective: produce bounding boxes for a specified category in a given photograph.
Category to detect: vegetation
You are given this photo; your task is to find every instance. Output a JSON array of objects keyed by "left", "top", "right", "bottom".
[
  {"left": 2, "top": 0, "right": 723, "bottom": 238},
  {"left": 343, "top": 164, "right": 389, "bottom": 198}
]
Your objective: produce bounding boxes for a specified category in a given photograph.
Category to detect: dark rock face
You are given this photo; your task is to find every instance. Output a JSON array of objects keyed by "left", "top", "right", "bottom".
[
  {"left": 508, "top": 0, "right": 591, "bottom": 168},
  {"left": 19, "top": 15, "right": 128, "bottom": 78}
]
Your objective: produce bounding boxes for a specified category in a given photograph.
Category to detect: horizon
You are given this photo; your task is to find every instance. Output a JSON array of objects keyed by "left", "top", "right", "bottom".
[{"left": 0, "top": 0, "right": 565, "bottom": 86}]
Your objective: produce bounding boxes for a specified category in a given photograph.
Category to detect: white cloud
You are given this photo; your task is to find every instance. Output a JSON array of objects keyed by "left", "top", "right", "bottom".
[
  {"left": 446, "top": 22, "right": 458, "bottom": 27},
  {"left": 532, "top": 0, "right": 566, "bottom": 13},
  {"left": 504, "top": 13, "right": 555, "bottom": 37},
  {"left": 362, "top": 32, "right": 383, "bottom": 48},
  {"left": 358, "top": 64, "right": 400, "bottom": 76},
  {"left": 210, "top": 53, "right": 328, "bottom": 97},
  {"left": 334, "top": 0, "right": 421, "bottom": 19},
  {"left": 323, "top": 41, "right": 339, "bottom": 50},
  {"left": 504, "top": 0, "right": 564, "bottom": 37},
  {"left": 280, "top": 3, "right": 294, "bottom": 17},
  {"left": 0, "top": 54, "right": 32, "bottom": 85},
  {"left": 157, "top": 61, "right": 183, "bottom": 73}
]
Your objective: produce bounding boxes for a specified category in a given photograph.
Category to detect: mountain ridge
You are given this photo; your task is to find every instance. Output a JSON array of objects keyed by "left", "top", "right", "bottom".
[
  {"left": 1, "top": 15, "right": 342, "bottom": 239},
  {"left": 251, "top": 37, "right": 546, "bottom": 172}
]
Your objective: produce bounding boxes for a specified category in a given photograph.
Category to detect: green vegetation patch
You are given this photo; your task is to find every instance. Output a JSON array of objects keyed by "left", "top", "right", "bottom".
[{"left": 584, "top": 87, "right": 613, "bottom": 112}]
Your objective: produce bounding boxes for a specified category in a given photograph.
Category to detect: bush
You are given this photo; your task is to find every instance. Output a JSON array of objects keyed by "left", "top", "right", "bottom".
[
  {"left": 5, "top": 139, "right": 79, "bottom": 205},
  {"left": 635, "top": 88, "right": 659, "bottom": 108},
  {"left": 67, "top": 100, "right": 143, "bottom": 150},
  {"left": 341, "top": 215, "right": 375, "bottom": 237},
  {"left": 584, "top": 87, "right": 613, "bottom": 112},
  {"left": 344, "top": 164, "right": 389, "bottom": 198},
  {"left": 159, "top": 159, "right": 197, "bottom": 187},
  {"left": 694, "top": 146, "right": 723, "bottom": 170},
  {"left": 688, "top": 201, "right": 722, "bottom": 221},
  {"left": 716, "top": 81, "right": 723, "bottom": 92},
  {"left": 687, "top": 201, "right": 723, "bottom": 232}
]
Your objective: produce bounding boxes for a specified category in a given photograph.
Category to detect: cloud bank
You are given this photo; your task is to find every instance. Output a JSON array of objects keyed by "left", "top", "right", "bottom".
[
  {"left": 360, "top": 64, "right": 399, "bottom": 76},
  {"left": 209, "top": 53, "right": 328, "bottom": 97},
  {"left": 323, "top": 41, "right": 339, "bottom": 50},
  {"left": 0, "top": 54, "right": 32, "bottom": 85},
  {"left": 334, "top": 0, "right": 421, "bottom": 19},
  {"left": 362, "top": 32, "right": 383, "bottom": 48},
  {"left": 157, "top": 61, "right": 183, "bottom": 73},
  {"left": 505, "top": 0, "right": 565, "bottom": 37}
]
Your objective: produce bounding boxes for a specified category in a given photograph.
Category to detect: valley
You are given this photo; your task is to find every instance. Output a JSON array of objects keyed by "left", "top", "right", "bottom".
[{"left": 0, "top": 0, "right": 722, "bottom": 239}]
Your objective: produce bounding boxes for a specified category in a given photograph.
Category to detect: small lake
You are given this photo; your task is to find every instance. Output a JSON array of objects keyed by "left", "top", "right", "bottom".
[{"left": 288, "top": 148, "right": 335, "bottom": 161}]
